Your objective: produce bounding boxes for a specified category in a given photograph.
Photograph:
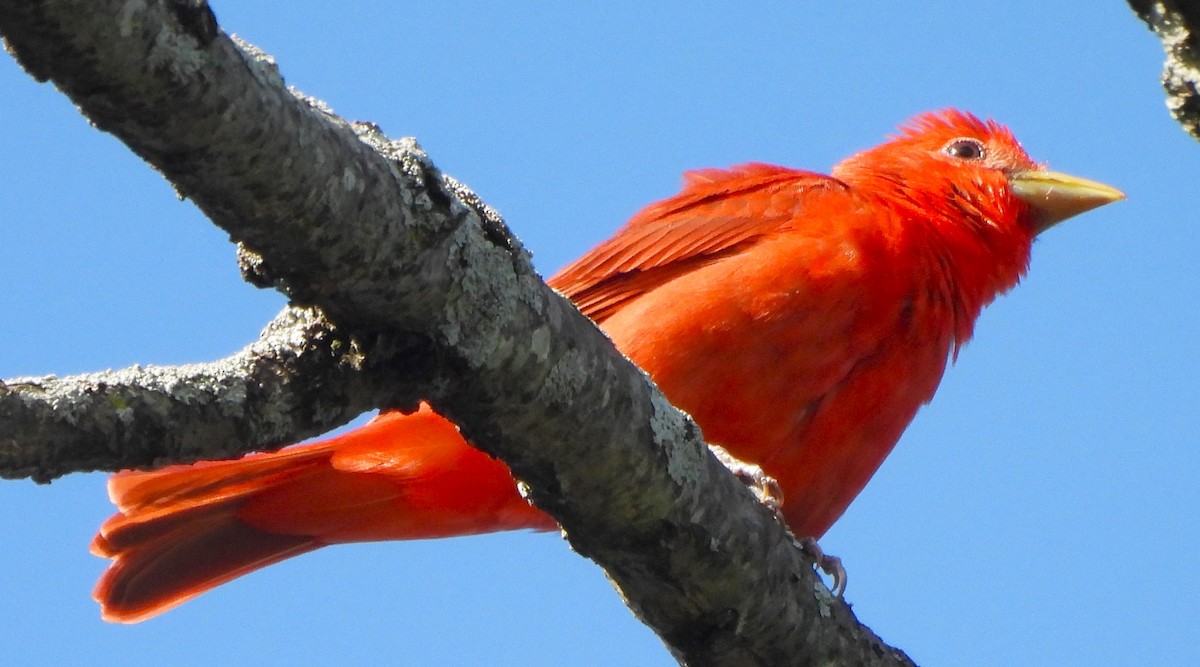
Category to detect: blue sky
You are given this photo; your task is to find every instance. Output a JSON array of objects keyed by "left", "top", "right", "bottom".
[{"left": 2, "top": 3, "right": 1197, "bottom": 665}]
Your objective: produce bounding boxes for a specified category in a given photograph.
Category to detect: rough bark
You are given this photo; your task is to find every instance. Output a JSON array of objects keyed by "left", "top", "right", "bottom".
[
  {"left": 0, "top": 306, "right": 433, "bottom": 482},
  {"left": 0, "top": 2, "right": 917, "bottom": 665},
  {"left": 1130, "top": 0, "right": 1200, "bottom": 139}
]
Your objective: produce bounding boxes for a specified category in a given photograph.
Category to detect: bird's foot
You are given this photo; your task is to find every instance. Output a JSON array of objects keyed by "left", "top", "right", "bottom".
[
  {"left": 796, "top": 536, "right": 847, "bottom": 598},
  {"left": 708, "top": 445, "right": 844, "bottom": 595},
  {"left": 708, "top": 444, "right": 784, "bottom": 512}
]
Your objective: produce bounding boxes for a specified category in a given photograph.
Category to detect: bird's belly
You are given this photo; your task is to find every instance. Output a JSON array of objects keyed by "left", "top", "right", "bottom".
[{"left": 601, "top": 275, "right": 951, "bottom": 537}]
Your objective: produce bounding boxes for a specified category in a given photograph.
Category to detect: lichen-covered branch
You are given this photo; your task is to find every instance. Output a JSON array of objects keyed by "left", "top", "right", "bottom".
[
  {"left": 1130, "top": 0, "right": 1200, "bottom": 140},
  {"left": 0, "top": 1, "right": 915, "bottom": 664},
  {"left": 0, "top": 306, "right": 435, "bottom": 482}
]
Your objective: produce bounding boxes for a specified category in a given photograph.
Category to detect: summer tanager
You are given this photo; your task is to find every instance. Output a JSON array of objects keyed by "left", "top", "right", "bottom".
[{"left": 90, "top": 110, "right": 1123, "bottom": 622}]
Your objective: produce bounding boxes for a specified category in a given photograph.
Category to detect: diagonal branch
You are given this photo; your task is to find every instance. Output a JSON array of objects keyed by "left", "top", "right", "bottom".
[{"left": 0, "top": 1, "right": 915, "bottom": 664}]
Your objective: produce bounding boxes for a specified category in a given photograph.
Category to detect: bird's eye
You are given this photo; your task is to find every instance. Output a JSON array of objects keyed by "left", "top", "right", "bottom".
[{"left": 944, "top": 138, "right": 986, "bottom": 161}]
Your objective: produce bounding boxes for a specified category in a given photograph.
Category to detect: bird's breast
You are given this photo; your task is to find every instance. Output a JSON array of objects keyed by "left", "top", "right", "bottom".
[{"left": 599, "top": 234, "right": 957, "bottom": 536}]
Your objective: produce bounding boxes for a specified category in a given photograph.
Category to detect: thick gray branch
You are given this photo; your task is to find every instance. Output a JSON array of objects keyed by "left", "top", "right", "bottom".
[
  {"left": 1130, "top": 0, "right": 1200, "bottom": 139},
  {"left": 0, "top": 1, "right": 915, "bottom": 664}
]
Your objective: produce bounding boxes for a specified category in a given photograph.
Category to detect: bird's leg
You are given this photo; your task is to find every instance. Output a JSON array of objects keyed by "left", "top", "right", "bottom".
[
  {"left": 708, "top": 444, "right": 783, "bottom": 511},
  {"left": 708, "top": 444, "right": 847, "bottom": 597},
  {"left": 795, "top": 536, "right": 847, "bottom": 598}
]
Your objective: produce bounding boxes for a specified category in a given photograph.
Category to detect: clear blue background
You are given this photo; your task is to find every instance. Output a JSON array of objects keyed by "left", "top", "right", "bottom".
[{"left": 2, "top": 3, "right": 1196, "bottom": 665}]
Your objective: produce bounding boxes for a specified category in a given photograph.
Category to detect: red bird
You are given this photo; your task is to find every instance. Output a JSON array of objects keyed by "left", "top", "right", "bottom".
[{"left": 91, "top": 110, "right": 1123, "bottom": 622}]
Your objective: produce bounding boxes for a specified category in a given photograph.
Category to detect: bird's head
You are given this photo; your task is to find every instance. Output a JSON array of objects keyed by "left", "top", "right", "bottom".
[{"left": 832, "top": 109, "right": 1124, "bottom": 236}]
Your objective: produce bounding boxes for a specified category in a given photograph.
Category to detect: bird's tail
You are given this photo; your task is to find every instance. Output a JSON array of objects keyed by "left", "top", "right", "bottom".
[{"left": 91, "top": 404, "right": 553, "bottom": 623}]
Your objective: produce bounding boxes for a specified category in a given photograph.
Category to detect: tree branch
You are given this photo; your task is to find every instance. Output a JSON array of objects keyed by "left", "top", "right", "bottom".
[
  {"left": 0, "top": 1, "right": 915, "bottom": 664},
  {"left": 0, "top": 306, "right": 433, "bottom": 482},
  {"left": 1130, "top": 0, "right": 1200, "bottom": 140}
]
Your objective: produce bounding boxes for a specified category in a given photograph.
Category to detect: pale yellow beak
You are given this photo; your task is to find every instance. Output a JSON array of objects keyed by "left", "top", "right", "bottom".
[{"left": 1010, "top": 170, "right": 1126, "bottom": 234}]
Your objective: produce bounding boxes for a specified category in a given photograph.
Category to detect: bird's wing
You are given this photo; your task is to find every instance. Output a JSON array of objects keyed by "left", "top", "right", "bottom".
[{"left": 548, "top": 163, "right": 845, "bottom": 322}]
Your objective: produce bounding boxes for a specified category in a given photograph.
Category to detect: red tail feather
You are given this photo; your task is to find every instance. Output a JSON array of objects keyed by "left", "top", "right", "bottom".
[{"left": 92, "top": 405, "right": 553, "bottom": 622}]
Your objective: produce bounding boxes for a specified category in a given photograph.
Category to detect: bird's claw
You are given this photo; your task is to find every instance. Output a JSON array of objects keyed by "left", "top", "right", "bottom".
[
  {"left": 797, "top": 536, "right": 847, "bottom": 597},
  {"left": 708, "top": 444, "right": 784, "bottom": 512},
  {"left": 708, "top": 445, "right": 845, "bottom": 597}
]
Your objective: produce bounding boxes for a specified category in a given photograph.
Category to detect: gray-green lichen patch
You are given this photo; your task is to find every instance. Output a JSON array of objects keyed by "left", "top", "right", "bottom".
[
  {"left": 231, "top": 35, "right": 284, "bottom": 88},
  {"left": 538, "top": 347, "right": 590, "bottom": 407},
  {"left": 654, "top": 391, "right": 703, "bottom": 487},
  {"left": 529, "top": 324, "right": 552, "bottom": 363},
  {"left": 812, "top": 581, "right": 834, "bottom": 618}
]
